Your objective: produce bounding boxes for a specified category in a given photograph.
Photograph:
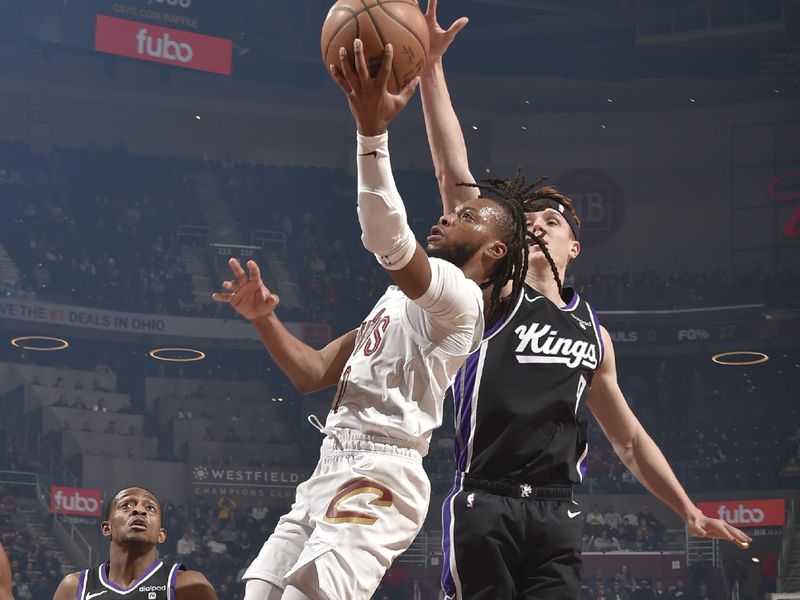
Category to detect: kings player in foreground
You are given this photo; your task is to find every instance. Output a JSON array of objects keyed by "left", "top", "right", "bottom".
[{"left": 53, "top": 486, "right": 216, "bottom": 600}]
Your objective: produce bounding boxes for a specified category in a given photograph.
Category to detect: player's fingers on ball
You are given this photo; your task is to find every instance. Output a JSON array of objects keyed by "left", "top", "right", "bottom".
[
  {"left": 353, "top": 39, "right": 369, "bottom": 81},
  {"left": 329, "top": 65, "right": 352, "bottom": 94},
  {"left": 398, "top": 76, "right": 420, "bottom": 101},
  {"left": 375, "top": 44, "right": 393, "bottom": 87},
  {"left": 339, "top": 47, "right": 360, "bottom": 91}
]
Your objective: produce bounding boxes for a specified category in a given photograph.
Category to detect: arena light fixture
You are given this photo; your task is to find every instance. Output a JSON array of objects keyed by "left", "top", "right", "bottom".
[
  {"left": 10, "top": 336, "right": 69, "bottom": 351},
  {"left": 148, "top": 347, "right": 206, "bottom": 363},
  {"left": 711, "top": 351, "right": 769, "bottom": 366}
]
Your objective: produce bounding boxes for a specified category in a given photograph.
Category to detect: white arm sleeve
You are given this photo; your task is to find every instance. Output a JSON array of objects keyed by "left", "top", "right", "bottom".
[
  {"left": 356, "top": 131, "right": 418, "bottom": 271},
  {"left": 404, "top": 258, "right": 485, "bottom": 356}
]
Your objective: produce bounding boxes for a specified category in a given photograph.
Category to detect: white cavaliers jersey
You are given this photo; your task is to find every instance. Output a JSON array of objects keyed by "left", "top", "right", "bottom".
[{"left": 324, "top": 257, "right": 484, "bottom": 456}]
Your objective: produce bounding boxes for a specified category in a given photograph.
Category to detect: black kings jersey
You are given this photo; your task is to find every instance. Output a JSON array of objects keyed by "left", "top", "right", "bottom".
[
  {"left": 452, "top": 284, "right": 604, "bottom": 484},
  {"left": 77, "top": 559, "right": 184, "bottom": 600}
]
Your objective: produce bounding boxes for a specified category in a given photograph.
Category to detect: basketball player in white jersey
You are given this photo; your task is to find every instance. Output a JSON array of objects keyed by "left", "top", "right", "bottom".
[
  {"left": 417, "top": 2, "right": 751, "bottom": 598},
  {"left": 212, "top": 41, "right": 529, "bottom": 600}
]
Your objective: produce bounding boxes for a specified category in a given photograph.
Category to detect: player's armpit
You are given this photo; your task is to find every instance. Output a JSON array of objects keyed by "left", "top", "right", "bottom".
[
  {"left": 175, "top": 570, "right": 218, "bottom": 600},
  {"left": 52, "top": 572, "right": 81, "bottom": 600}
]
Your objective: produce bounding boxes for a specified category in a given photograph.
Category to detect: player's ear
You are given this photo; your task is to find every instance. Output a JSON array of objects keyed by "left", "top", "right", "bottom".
[
  {"left": 569, "top": 240, "right": 580, "bottom": 260},
  {"left": 101, "top": 520, "right": 112, "bottom": 540},
  {"left": 484, "top": 240, "right": 507, "bottom": 261},
  {"left": 157, "top": 528, "right": 167, "bottom": 544}
]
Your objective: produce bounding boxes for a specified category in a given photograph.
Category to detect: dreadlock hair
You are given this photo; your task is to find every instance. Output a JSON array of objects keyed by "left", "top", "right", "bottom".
[
  {"left": 455, "top": 176, "right": 529, "bottom": 327},
  {"left": 459, "top": 171, "right": 569, "bottom": 299}
]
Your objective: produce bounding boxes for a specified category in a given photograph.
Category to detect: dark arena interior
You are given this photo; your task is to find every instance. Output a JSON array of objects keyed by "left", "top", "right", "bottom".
[{"left": 0, "top": 1, "right": 798, "bottom": 599}]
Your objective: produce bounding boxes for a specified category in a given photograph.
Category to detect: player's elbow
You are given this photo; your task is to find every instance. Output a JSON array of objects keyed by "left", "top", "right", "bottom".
[{"left": 294, "top": 380, "right": 320, "bottom": 394}]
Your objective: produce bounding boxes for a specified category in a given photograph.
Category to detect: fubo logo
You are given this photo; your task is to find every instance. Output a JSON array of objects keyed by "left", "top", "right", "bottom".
[
  {"left": 51, "top": 486, "right": 103, "bottom": 517},
  {"left": 716, "top": 504, "right": 764, "bottom": 525},
  {"left": 136, "top": 28, "right": 193, "bottom": 63},
  {"left": 698, "top": 499, "right": 785, "bottom": 528},
  {"left": 94, "top": 15, "right": 233, "bottom": 76}
]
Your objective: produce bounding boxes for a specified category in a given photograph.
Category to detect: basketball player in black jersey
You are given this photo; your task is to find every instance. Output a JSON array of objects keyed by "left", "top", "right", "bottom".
[
  {"left": 416, "top": 2, "right": 752, "bottom": 598},
  {"left": 53, "top": 487, "right": 216, "bottom": 600},
  {"left": 0, "top": 543, "right": 13, "bottom": 600}
]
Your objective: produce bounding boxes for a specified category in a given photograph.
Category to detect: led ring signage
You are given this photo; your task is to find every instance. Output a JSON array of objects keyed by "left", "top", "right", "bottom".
[
  {"left": 148, "top": 347, "right": 206, "bottom": 362},
  {"left": 711, "top": 351, "right": 769, "bottom": 366},
  {"left": 10, "top": 336, "right": 69, "bottom": 351}
]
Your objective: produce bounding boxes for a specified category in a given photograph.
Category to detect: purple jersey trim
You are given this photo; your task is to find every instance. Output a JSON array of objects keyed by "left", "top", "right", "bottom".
[
  {"left": 167, "top": 562, "right": 182, "bottom": 600},
  {"left": 588, "top": 303, "right": 605, "bottom": 365},
  {"left": 440, "top": 473, "right": 463, "bottom": 599},
  {"left": 560, "top": 288, "right": 579, "bottom": 311},
  {"left": 77, "top": 570, "right": 87, "bottom": 600},
  {"left": 454, "top": 351, "right": 481, "bottom": 472},
  {"left": 99, "top": 559, "right": 163, "bottom": 592}
]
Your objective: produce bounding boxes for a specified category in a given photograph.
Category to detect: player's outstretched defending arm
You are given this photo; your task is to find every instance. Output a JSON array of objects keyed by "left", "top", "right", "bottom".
[
  {"left": 418, "top": 0, "right": 478, "bottom": 214},
  {"left": 213, "top": 258, "right": 356, "bottom": 394},
  {"left": 587, "top": 327, "right": 753, "bottom": 549}
]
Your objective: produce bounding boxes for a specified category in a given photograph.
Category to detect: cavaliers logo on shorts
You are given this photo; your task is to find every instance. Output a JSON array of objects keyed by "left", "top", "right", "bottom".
[{"left": 323, "top": 478, "right": 394, "bottom": 525}]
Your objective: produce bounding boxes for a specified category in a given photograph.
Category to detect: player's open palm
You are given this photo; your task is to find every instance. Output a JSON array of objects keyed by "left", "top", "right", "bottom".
[
  {"left": 688, "top": 513, "right": 752, "bottom": 549},
  {"left": 212, "top": 258, "right": 279, "bottom": 323},
  {"left": 330, "top": 40, "right": 419, "bottom": 136},
  {"left": 421, "top": 0, "right": 469, "bottom": 64}
]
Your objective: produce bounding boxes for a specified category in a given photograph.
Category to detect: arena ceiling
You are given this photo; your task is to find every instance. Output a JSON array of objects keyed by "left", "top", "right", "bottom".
[{"left": 235, "top": 0, "right": 799, "bottom": 108}]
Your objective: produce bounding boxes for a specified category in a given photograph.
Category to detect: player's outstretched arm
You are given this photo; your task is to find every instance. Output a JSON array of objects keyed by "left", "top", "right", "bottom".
[
  {"left": 0, "top": 543, "right": 13, "bottom": 600},
  {"left": 175, "top": 570, "right": 218, "bottom": 600},
  {"left": 52, "top": 572, "right": 80, "bottom": 600},
  {"left": 213, "top": 258, "right": 356, "bottom": 393},
  {"left": 587, "top": 327, "right": 753, "bottom": 550},
  {"left": 332, "top": 41, "right": 437, "bottom": 299},
  {"left": 419, "top": 0, "right": 478, "bottom": 214}
]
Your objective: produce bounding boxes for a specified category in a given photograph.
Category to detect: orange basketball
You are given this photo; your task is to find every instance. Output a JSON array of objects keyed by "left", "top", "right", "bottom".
[{"left": 321, "top": 0, "right": 430, "bottom": 94}]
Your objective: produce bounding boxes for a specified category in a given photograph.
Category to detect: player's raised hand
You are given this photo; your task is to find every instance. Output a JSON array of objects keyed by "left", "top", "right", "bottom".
[
  {"left": 421, "top": 0, "right": 469, "bottom": 66},
  {"left": 212, "top": 258, "right": 279, "bottom": 323},
  {"left": 687, "top": 512, "right": 752, "bottom": 550},
  {"left": 330, "top": 39, "right": 420, "bottom": 136}
]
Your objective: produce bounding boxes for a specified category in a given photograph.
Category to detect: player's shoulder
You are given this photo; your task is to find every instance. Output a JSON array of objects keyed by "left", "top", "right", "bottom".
[
  {"left": 53, "top": 571, "right": 82, "bottom": 600},
  {"left": 428, "top": 257, "right": 482, "bottom": 295},
  {"left": 175, "top": 569, "right": 217, "bottom": 600}
]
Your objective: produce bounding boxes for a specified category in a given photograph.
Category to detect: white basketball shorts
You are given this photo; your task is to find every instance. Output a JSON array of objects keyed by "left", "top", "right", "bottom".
[{"left": 243, "top": 430, "right": 430, "bottom": 600}]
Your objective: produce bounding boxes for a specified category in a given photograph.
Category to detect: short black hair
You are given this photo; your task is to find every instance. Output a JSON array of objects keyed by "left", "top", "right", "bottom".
[{"left": 104, "top": 487, "right": 162, "bottom": 520}]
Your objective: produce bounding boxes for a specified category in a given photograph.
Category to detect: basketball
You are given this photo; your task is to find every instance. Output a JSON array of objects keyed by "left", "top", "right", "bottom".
[{"left": 321, "top": 0, "right": 430, "bottom": 94}]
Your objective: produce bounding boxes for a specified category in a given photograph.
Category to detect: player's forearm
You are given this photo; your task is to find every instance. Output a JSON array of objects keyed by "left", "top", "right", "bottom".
[
  {"left": 614, "top": 430, "right": 700, "bottom": 523},
  {"left": 420, "top": 59, "right": 477, "bottom": 212},
  {"left": 252, "top": 314, "right": 330, "bottom": 394}
]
